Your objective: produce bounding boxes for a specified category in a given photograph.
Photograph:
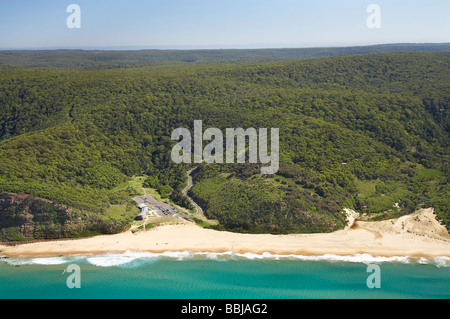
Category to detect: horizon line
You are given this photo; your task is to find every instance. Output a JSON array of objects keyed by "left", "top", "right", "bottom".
[{"left": 1, "top": 42, "right": 449, "bottom": 52}]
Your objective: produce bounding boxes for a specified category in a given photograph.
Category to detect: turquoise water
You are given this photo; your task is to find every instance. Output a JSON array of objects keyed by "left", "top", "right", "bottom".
[{"left": 0, "top": 252, "right": 449, "bottom": 299}]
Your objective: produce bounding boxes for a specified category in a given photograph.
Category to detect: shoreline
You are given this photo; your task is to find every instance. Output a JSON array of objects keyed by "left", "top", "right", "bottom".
[{"left": 1, "top": 208, "right": 449, "bottom": 259}]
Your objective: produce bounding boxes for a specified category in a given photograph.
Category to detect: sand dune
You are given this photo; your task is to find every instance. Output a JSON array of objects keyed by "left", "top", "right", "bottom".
[{"left": 1, "top": 208, "right": 449, "bottom": 258}]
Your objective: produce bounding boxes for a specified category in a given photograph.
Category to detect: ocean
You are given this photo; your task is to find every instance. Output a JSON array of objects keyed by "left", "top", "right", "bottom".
[{"left": 0, "top": 251, "right": 449, "bottom": 299}]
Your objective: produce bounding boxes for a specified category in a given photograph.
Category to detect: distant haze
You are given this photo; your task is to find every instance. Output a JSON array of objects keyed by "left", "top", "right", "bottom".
[{"left": 0, "top": 0, "right": 449, "bottom": 50}]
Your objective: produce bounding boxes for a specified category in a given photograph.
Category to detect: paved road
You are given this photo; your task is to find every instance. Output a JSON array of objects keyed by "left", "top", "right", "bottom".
[{"left": 182, "top": 168, "right": 203, "bottom": 216}]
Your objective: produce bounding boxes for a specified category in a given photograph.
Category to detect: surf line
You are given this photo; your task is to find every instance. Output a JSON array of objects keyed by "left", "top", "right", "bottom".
[{"left": 171, "top": 120, "right": 279, "bottom": 174}]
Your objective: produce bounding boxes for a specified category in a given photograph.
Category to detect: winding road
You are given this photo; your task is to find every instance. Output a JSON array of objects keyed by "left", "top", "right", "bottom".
[{"left": 182, "top": 168, "right": 203, "bottom": 216}]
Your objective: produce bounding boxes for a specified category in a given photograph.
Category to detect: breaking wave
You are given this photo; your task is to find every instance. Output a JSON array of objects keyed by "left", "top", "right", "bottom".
[{"left": 1, "top": 251, "right": 449, "bottom": 268}]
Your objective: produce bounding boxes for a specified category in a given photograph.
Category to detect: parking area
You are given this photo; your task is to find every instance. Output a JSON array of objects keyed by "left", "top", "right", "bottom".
[
  {"left": 134, "top": 195, "right": 180, "bottom": 218},
  {"left": 153, "top": 204, "right": 179, "bottom": 217}
]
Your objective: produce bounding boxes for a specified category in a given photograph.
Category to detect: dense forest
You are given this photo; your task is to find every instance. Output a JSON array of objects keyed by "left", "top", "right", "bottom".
[
  {"left": 0, "top": 49, "right": 448, "bottom": 240},
  {"left": 1, "top": 43, "right": 449, "bottom": 69}
]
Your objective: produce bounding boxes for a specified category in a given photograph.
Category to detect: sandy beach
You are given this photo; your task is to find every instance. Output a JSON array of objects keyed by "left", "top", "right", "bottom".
[{"left": 1, "top": 208, "right": 449, "bottom": 258}]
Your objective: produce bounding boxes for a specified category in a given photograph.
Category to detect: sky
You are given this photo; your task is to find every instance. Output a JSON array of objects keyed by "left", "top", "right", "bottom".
[{"left": 0, "top": 0, "right": 449, "bottom": 49}]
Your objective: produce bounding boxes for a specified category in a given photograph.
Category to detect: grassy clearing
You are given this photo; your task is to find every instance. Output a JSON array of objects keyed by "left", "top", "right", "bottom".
[
  {"left": 354, "top": 178, "right": 382, "bottom": 199},
  {"left": 105, "top": 204, "right": 138, "bottom": 225},
  {"left": 188, "top": 213, "right": 219, "bottom": 228},
  {"left": 131, "top": 216, "right": 184, "bottom": 233},
  {"left": 111, "top": 175, "right": 146, "bottom": 196},
  {"left": 412, "top": 168, "right": 443, "bottom": 182},
  {"left": 105, "top": 175, "right": 146, "bottom": 226}
]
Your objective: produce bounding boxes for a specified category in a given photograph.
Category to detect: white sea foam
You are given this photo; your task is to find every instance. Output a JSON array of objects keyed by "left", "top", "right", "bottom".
[
  {"left": 1, "top": 251, "right": 449, "bottom": 267},
  {"left": 431, "top": 256, "right": 450, "bottom": 268},
  {"left": 86, "top": 255, "right": 135, "bottom": 267},
  {"left": 1, "top": 257, "right": 33, "bottom": 266},
  {"left": 1, "top": 255, "right": 72, "bottom": 266},
  {"left": 224, "top": 252, "right": 413, "bottom": 264},
  {"left": 86, "top": 251, "right": 147, "bottom": 267},
  {"left": 30, "top": 257, "right": 69, "bottom": 265},
  {"left": 84, "top": 251, "right": 197, "bottom": 267}
]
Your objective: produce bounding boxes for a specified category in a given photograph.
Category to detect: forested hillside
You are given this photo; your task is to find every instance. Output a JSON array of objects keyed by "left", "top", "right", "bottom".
[
  {"left": 1, "top": 43, "right": 449, "bottom": 69},
  {"left": 0, "top": 51, "right": 448, "bottom": 239}
]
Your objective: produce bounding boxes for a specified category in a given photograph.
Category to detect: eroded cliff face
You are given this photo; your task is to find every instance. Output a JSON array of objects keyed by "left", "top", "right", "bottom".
[{"left": 0, "top": 193, "right": 124, "bottom": 242}]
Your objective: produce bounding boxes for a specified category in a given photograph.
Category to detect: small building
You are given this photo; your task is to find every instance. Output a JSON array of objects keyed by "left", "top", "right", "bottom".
[{"left": 135, "top": 204, "right": 149, "bottom": 220}]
